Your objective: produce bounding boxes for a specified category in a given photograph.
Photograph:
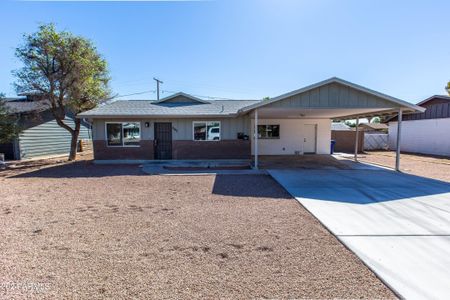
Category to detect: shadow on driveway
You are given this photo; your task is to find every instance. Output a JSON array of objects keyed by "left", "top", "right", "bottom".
[
  {"left": 212, "top": 174, "right": 292, "bottom": 199},
  {"left": 268, "top": 169, "right": 450, "bottom": 204}
]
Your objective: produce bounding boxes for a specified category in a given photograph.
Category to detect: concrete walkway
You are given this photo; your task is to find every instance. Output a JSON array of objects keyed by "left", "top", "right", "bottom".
[
  {"left": 268, "top": 167, "right": 450, "bottom": 299},
  {"left": 141, "top": 159, "right": 266, "bottom": 175}
]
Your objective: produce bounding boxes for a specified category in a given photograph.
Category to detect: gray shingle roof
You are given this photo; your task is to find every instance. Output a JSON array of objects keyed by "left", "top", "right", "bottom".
[
  {"left": 4, "top": 98, "right": 50, "bottom": 114},
  {"left": 77, "top": 99, "right": 261, "bottom": 118}
]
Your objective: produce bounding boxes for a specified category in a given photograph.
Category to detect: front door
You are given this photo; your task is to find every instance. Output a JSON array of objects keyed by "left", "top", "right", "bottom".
[
  {"left": 303, "top": 124, "right": 317, "bottom": 154},
  {"left": 154, "top": 122, "right": 172, "bottom": 160}
]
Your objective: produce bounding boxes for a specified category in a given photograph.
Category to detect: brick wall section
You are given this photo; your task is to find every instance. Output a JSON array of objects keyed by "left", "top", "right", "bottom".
[
  {"left": 172, "top": 140, "right": 251, "bottom": 159},
  {"left": 93, "top": 140, "right": 154, "bottom": 160},
  {"left": 331, "top": 131, "right": 364, "bottom": 153}
]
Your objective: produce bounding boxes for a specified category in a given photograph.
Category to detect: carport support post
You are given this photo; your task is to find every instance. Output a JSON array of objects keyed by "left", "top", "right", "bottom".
[
  {"left": 396, "top": 108, "right": 403, "bottom": 171},
  {"left": 354, "top": 117, "right": 359, "bottom": 161},
  {"left": 254, "top": 108, "right": 259, "bottom": 169}
]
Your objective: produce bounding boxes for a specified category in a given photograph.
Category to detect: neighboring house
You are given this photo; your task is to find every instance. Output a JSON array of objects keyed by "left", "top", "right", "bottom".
[
  {"left": 358, "top": 122, "right": 388, "bottom": 133},
  {"left": 330, "top": 122, "right": 364, "bottom": 153},
  {"left": 77, "top": 77, "right": 423, "bottom": 162},
  {"left": 0, "top": 94, "right": 91, "bottom": 160},
  {"left": 388, "top": 95, "right": 450, "bottom": 156},
  {"left": 331, "top": 122, "right": 351, "bottom": 131}
]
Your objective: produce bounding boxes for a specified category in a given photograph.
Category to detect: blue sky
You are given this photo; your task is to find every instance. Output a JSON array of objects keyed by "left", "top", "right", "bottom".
[{"left": 0, "top": 0, "right": 449, "bottom": 103}]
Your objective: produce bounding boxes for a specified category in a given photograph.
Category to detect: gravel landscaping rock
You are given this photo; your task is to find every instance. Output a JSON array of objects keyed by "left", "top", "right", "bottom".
[
  {"left": 359, "top": 151, "right": 450, "bottom": 182},
  {"left": 0, "top": 160, "right": 395, "bottom": 299}
]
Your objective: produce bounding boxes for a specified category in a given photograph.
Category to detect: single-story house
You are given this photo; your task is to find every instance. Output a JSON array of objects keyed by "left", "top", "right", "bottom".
[
  {"left": 78, "top": 77, "right": 424, "bottom": 169},
  {"left": 387, "top": 95, "right": 450, "bottom": 157},
  {"left": 0, "top": 93, "right": 91, "bottom": 160}
]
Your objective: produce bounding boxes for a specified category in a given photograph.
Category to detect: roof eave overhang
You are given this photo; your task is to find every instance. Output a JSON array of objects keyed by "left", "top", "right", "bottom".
[
  {"left": 76, "top": 113, "right": 239, "bottom": 119},
  {"left": 332, "top": 107, "right": 422, "bottom": 122}
]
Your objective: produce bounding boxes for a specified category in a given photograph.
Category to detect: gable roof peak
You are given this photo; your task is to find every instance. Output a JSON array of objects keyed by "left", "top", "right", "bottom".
[
  {"left": 416, "top": 94, "right": 450, "bottom": 106},
  {"left": 239, "top": 77, "right": 424, "bottom": 113},
  {"left": 154, "top": 92, "right": 210, "bottom": 104}
]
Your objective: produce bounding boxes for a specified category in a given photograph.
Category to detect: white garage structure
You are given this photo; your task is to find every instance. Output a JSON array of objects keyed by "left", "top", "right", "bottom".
[{"left": 240, "top": 77, "right": 424, "bottom": 170}]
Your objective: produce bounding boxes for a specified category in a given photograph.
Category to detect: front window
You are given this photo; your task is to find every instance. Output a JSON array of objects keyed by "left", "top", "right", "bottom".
[
  {"left": 258, "top": 125, "right": 280, "bottom": 139},
  {"left": 106, "top": 122, "right": 141, "bottom": 146},
  {"left": 193, "top": 121, "right": 221, "bottom": 141}
]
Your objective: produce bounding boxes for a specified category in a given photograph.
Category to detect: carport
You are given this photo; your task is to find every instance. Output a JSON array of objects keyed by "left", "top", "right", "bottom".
[{"left": 240, "top": 77, "right": 424, "bottom": 171}]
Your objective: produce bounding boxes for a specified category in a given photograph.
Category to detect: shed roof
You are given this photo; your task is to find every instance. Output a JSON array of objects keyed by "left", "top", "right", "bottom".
[
  {"left": 331, "top": 122, "right": 351, "bottom": 131},
  {"left": 358, "top": 123, "right": 388, "bottom": 130},
  {"left": 416, "top": 95, "right": 450, "bottom": 106},
  {"left": 4, "top": 97, "right": 50, "bottom": 114}
]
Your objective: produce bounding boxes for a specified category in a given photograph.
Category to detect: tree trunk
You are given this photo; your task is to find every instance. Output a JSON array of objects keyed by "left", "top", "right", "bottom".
[{"left": 68, "top": 119, "right": 81, "bottom": 161}]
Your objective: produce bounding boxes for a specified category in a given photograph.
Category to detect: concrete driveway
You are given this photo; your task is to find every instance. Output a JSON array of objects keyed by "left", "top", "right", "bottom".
[{"left": 269, "top": 167, "right": 450, "bottom": 299}]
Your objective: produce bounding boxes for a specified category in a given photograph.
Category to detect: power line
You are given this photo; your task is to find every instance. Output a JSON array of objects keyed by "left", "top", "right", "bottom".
[
  {"left": 106, "top": 88, "right": 244, "bottom": 102},
  {"left": 110, "top": 90, "right": 156, "bottom": 100},
  {"left": 161, "top": 90, "right": 233, "bottom": 100}
]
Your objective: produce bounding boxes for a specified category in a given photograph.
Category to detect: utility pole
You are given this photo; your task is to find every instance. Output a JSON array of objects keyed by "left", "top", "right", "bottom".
[{"left": 153, "top": 77, "right": 163, "bottom": 101}]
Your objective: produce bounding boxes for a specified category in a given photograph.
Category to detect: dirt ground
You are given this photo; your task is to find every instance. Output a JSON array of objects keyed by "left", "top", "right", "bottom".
[
  {"left": 0, "top": 158, "right": 395, "bottom": 299},
  {"left": 358, "top": 151, "right": 450, "bottom": 183}
]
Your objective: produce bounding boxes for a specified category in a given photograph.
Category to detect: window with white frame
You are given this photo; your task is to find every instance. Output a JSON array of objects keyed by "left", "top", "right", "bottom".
[
  {"left": 257, "top": 125, "right": 280, "bottom": 139},
  {"left": 193, "top": 121, "right": 221, "bottom": 141},
  {"left": 106, "top": 122, "right": 141, "bottom": 146}
]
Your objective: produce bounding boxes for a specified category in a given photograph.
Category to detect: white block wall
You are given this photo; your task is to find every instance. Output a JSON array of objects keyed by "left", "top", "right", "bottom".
[
  {"left": 251, "top": 118, "right": 331, "bottom": 155},
  {"left": 389, "top": 118, "right": 450, "bottom": 156}
]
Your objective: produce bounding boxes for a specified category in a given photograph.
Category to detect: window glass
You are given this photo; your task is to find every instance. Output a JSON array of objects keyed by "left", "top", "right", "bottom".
[
  {"left": 123, "top": 122, "right": 141, "bottom": 146},
  {"left": 106, "top": 123, "right": 122, "bottom": 146},
  {"left": 257, "top": 125, "right": 280, "bottom": 139},
  {"left": 193, "top": 121, "right": 221, "bottom": 141},
  {"left": 194, "top": 122, "right": 206, "bottom": 141},
  {"left": 207, "top": 121, "right": 220, "bottom": 141}
]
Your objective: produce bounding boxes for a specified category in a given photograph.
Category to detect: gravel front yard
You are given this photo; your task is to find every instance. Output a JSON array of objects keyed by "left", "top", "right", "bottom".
[
  {"left": 358, "top": 151, "right": 450, "bottom": 183},
  {"left": 0, "top": 160, "right": 395, "bottom": 299}
]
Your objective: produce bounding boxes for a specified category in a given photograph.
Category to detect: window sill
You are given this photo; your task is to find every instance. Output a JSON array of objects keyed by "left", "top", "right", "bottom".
[
  {"left": 192, "top": 140, "right": 222, "bottom": 142},
  {"left": 106, "top": 144, "right": 141, "bottom": 148}
]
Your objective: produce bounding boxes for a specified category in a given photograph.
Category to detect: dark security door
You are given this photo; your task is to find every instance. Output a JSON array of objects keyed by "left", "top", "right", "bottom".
[{"left": 154, "top": 122, "right": 172, "bottom": 160}]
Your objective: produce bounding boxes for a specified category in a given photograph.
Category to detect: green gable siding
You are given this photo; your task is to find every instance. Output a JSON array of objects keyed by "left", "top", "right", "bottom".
[
  {"left": 19, "top": 116, "right": 91, "bottom": 159},
  {"left": 265, "top": 82, "right": 400, "bottom": 109}
]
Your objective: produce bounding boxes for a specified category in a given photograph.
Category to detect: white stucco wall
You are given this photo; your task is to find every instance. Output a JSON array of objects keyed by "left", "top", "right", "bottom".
[
  {"left": 251, "top": 119, "right": 331, "bottom": 155},
  {"left": 389, "top": 118, "right": 450, "bottom": 156}
]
